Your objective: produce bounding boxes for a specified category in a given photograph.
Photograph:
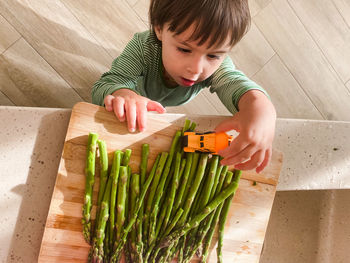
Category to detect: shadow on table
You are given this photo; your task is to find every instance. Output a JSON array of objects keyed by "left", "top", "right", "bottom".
[{"left": 7, "top": 110, "right": 71, "bottom": 262}]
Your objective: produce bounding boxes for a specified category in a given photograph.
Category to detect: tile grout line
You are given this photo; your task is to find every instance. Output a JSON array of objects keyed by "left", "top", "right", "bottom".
[
  {"left": 1, "top": 2, "right": 86, "bottom": 103},
  {"left": 0, "top": 35, "right": 22, "bottom": 56},
  {"left": 126, "top": 0, "right": 149, "bottom": 28},
  {"left": 286, "top": 0, "right": 350, "bottom": 86},
  {"left": 331, "top": 0, "right": 350, "bottom": 31},
  {"left": 0, "top": 88, "right": 16, "bottom": 106},
  {"left": 252, "top": 3, "right": 326, "bottom": 120},
  {"left": 59, "top": 0, "right": 115, "bottom": 60}
]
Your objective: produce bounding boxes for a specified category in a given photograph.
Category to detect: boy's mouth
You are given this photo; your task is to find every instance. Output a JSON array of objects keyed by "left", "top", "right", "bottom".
[{"left": 181, "top": 77, "right": 196, "bottom": 87}]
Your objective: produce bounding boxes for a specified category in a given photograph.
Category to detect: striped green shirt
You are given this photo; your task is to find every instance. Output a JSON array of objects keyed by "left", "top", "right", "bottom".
[{"left": 92, "top": 30, "right": 267, "bottom": 114}]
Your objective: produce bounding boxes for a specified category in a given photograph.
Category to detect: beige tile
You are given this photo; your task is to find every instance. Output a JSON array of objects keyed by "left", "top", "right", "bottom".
[
  {"left": 0, "top": 90, "right": 14, "bottom": 105},
  {"left": 230, "top": 22, "right": 275, "bottom": 78},
  {"left": 0, "top": 14, "right": 20, "bottom": 54},
  {"left": 333, "top": 0, "right": 350, "bottom": 28},
  {"left": 0, "top": 0, "right": 112, "bottom": 102},
  {"left": 248, "top": 0, "right": 272, "bottom": 17},
  {"left": 0, "top": 38, "right": 82, "bottom": 107},
  {"left": 61, "top": 0, "right": 147, "bottom": 58},
  {"left": 253, "top": 55, "right": 322, "bottom": 119},
  {"left": 133, "top": 0, "right": 149, "bottom": 24},
  {"left": 346, "top": 80, "right": 350, "bottom": 92},
  {"left": 254, "top": 0, "right": 350, "bottom": 121},
  {"left": 289, "top": 0, "right": 350, "bottom": 83},
  {"left": 126, "top": 0, "right": 139, "bottom": 7}
]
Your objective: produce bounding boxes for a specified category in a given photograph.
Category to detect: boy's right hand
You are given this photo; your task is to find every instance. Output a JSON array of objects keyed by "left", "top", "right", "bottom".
[{"left": 104, "top": 89, "right": 166, "bottom": 132}]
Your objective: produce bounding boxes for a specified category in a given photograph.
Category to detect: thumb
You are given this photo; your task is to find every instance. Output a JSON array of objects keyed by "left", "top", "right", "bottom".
[
  {"left": 104, "top": 95, "right": 114, "bottom": 112},
  {"left": 215, "top": 114, "right": 240, "bottom": 133},
  {"left": 147, "top": 100, "right": 166, "bottom": 113}
]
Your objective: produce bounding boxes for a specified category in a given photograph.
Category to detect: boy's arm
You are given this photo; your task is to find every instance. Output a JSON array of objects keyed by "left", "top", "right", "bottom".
[
  {"left": 210, "top": 56, "right": 276, "bottom": 172},
  {"left": 92, "top": 33, "right": 145, "bottom": 106},
  {"left": 92, "top": 33, "right": 165, "bottom": 132}
]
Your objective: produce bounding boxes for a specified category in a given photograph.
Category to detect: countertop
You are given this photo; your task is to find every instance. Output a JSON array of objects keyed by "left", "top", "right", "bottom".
[{"left": 1, "top": 105, "right": 349, "bottom": 262}]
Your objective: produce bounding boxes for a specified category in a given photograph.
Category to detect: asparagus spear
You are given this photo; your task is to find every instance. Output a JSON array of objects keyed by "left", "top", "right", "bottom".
[
  {"left": 91, "top": 175, "right": 112, "bottom": 262},
  {"left": 217, "top": 170, "right": 242, "bottom": 262},
  {"left": 94, "top": 139, "right": 108, "bottom": 240},
  {"left": 179, "top": 152, "right": 200, "bottom": 210},
  {"left": 183, "top": 156, "right": 221, "bottom": 261},
  {"left": 96, "top": 140, "right": 109, "bottom": 208},
  {"left": 82, "top": 132, "right": 99, "bottom": 243},
  {"left": 172, "top": 152, "right": 193, "bottom": 216},
  {"left": 108, "top": 150, "right": 122, "bottom": 250},
  {"left": 159, "top": 152, "right": 182, "bottom": 236},
  {"left": 143, "top": 152, "right": 168, "bottom": 246},
  {"left": 122, "top": 149, "right": 132, "bottom": 166},
  {"left": 158, "top": 172, "right": 241, "bottom": 249},
  {"left": 147, "top": 142, "right": 181, "bottom": 254},
  {"left": 146, "top": 153, "right": 183, "bottom": 261},
  {"left": 177, "top": 153, "right": 208, "bottom": 227},
  {"left": 114, "top": 166, "right": 128, "bottom": 248},
  {"left": 186, "top": 170, "right": 233, "bottom": 262},
  {"left": 136, "top": 144, "right": 149, "bottom": 260},
  {"left": 129, "top": 173, "right": 140, "bottom": 261},
  {"left": 110, "top": 155, "right": 161, "bottom": 262}
]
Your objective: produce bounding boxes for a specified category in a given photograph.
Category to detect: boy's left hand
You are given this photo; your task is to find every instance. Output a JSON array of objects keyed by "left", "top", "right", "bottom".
[{"left": 215, "top": 90, "right": 276, "bottom": 173}]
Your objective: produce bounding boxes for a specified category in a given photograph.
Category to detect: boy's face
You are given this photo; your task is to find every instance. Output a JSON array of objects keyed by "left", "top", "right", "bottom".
[{"left": 155, "top": 23, "right": 231, "bottom": 87}]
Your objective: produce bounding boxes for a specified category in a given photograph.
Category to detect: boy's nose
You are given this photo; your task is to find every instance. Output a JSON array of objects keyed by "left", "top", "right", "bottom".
[{"left": 187, "top": 57, "right": 203, "bottom": 76}]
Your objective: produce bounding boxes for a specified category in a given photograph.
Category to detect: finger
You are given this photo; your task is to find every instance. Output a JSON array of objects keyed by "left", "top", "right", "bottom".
[
  {"left": 125, "top": 100, "right": 137, "bottom": 133},
  {"left": 113, "top": 96, "right": 126, "bottom": 122},
  {"left": 137, "top": 102, "right": 148, "bottom": 132},
  {"left": 234, "top": 150, "right": 265, "bottom": 171},
  {"left": 218, "top": 133, "right": 250, "bottom": 158},
  {"left": 220, "top": 144, "right": 257, "bottom": 166},
  {"left": 256, "top": 149, "right": 272, "bottom": 173},
  {"left": 147, "top": 100, "right": 166, "bottom": 113},
  {"left": 104, "top": 95, "right": 115, "bottom": 111},
  {"left": 215, "top": 114, "right": 240, "bottom": 133}
]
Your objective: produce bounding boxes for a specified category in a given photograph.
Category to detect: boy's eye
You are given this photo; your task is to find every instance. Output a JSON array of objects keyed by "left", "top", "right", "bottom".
[
  {"left": 207, "top": 54, "right": 220, "bottom": 60},
  {"left": 177, "top": 47, "right": 191, "bottom": 53}
]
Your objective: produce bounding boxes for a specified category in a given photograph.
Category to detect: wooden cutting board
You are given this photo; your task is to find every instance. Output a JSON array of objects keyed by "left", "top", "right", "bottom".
[{"left": 38, "top": 102, "right": 283, "bottom": 262}]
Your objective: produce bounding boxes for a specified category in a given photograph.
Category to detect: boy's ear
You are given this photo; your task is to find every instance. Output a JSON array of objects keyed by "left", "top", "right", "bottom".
[{"left": 154, "top": 25, "right": 163, "bottom": 41}]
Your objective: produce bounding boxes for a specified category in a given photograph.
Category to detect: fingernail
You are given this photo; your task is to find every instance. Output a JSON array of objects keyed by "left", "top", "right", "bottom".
[{"left": 129, "top": 128, "right": 135, "bottom": 133}]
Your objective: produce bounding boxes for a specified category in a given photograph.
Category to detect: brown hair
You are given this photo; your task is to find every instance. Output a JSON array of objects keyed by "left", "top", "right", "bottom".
[{"left": 149, "top": 0, "right": 251, "bottom": 48}]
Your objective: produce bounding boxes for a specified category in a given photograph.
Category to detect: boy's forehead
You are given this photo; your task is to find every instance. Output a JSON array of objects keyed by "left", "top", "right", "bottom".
[{"left": 172, "top": 30, "right": 231, "bottom": 52}]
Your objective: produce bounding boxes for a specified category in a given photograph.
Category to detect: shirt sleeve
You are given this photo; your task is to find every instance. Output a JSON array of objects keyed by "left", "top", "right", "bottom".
[
  {"left": 91, "top": 33, "right": 145, "bottom": 106},
  {"left": 209, "top": 56, "right": 269, "bottom": 114}
]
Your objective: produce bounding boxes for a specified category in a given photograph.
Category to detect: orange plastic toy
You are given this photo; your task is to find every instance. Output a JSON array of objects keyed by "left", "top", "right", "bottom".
[{"left": 183, "top": 131, "right": 233, "bottom": 154}]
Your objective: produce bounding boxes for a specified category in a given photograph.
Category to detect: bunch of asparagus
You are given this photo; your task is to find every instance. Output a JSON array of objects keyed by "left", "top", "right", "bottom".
[{"left": 82, "top": 120, "right": 241, "bottom": 263}]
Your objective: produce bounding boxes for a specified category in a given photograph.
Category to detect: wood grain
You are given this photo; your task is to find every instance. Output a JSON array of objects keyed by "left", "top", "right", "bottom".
[{"left": 38, "top": 102, "right": 283, "bottom": 262}]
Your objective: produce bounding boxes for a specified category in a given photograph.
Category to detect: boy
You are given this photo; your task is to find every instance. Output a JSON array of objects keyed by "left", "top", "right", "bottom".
[{"left": 92, "top": 0, "right": 276, "bottom": 173}]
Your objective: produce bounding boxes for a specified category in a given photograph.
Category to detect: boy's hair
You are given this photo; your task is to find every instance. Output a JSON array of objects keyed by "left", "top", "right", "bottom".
[{"left": 149, "top": 0, "right": 251, "bottom": 48}]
